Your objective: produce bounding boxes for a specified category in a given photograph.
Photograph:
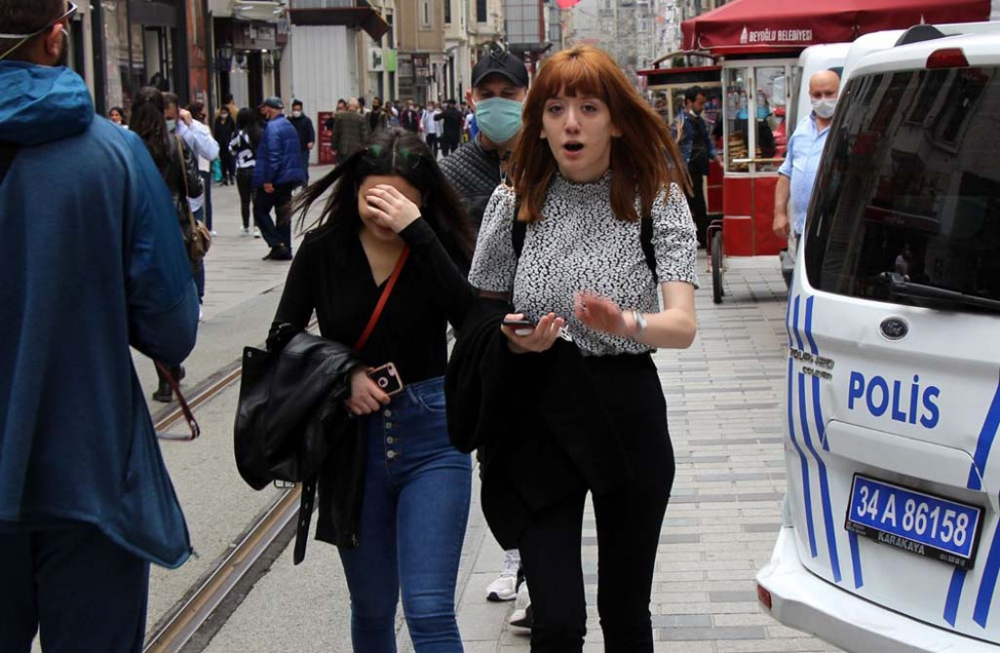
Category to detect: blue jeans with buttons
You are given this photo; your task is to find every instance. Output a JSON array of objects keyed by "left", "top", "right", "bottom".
[{"left": 338, "top": 376, "right": 471, "bottom": 653}]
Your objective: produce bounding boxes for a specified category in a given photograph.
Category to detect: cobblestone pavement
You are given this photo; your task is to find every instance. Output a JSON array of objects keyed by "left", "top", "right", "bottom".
[{"left": 450, "top": 256, "right": 843, "bottom": 653}]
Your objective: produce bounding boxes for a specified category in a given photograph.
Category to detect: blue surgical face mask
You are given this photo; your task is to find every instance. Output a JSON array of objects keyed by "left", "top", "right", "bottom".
[
  {"left": 166, "top": 119, "right": 177, "bottom": 133},
  {"left": 475, "top": 97, "right": 523, "bottom": 144}
]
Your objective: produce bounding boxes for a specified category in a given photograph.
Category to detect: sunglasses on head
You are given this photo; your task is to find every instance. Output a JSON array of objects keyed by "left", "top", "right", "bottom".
[
  {"left": 364, "top": 144, "right": 423, "bottom": 170},
  {"left": 0, "top": 2, "right": 77, "bottom": 61}
]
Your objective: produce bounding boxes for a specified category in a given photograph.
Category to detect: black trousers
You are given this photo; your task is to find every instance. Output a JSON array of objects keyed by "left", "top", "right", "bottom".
[
  {"left": 518, "top": 354, "right": 675, "bottom": 653},
  {"left": 0, "top": 526, "right": 149, "bottom": 653},
  {"left": 236, "top": 167, "right": 254, "bottom": 229},
  {"left": 440, "top": 137, "right": 459, "bottom": 158},
  {"left": 426, "top": 133, "right": 439, "bottom": 158},
  {"left": 253, "top": 183, "right": 294, "bottom": 252},
  {"left": 219, "top": 148, "right": 235, "bottom": 182},
  {"left": 686, "top": 168, "right": 708, "bottom": 247}
]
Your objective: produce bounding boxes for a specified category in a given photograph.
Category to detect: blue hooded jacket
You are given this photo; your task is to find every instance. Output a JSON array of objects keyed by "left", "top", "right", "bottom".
[
  {"left": 0, "top": 62, "right": 199, "bottom": 568},
  {"left": 252, "top": 114, "right": 307, "bottom": 188}
]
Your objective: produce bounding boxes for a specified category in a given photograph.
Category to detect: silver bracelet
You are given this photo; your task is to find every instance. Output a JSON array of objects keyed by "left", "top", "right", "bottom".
[{"left": 631, "top": 310, "right": 647, "bottom": 336}]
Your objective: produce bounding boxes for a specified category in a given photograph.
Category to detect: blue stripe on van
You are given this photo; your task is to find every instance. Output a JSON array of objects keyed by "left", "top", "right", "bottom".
[
  {"left": 945, "top": 567, "right": 967, "bottom": 627},
  {"left": 848, "top": 531, "right": 864, "bottom": 589},
  {"left": 974, "top": 506, "right": 1000, "bottom": 628},
  {"left": 787, "top": 297, "right": 817, "bottom": 559},
  {"left": 967, "top": 371, "right": 1000, "bottom": 492},
  {"left": 804, "top": 296, "right": 819, "bottom": 354},
  {"left": 799, "top": 372, "right": 841, "bottom": 582},
  {"left": 792, "top": 295, "right": 805, "bottom": 352},
  {"left": 785, "top": 288, "right": 793, "bottom": 348}
]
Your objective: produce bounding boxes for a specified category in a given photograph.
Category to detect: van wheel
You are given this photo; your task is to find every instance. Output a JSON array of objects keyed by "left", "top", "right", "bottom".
[{"left": 711, "top": 230, "right": 723, "bottom": 304}]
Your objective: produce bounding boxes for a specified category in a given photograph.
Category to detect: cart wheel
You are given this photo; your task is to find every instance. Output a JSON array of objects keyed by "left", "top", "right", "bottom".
[{"left": 711, "top": 230, "right": 723, "bottom": 305}]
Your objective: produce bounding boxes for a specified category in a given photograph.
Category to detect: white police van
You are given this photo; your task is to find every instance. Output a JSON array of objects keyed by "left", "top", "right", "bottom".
[{"left": 756, "top": 24, "right": 1000, "bottom": 652}]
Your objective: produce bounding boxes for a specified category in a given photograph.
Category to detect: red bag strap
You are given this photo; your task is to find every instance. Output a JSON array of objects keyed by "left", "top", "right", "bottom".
[{"left": 354, "top": 245, "right": 410, "bottom": 351}]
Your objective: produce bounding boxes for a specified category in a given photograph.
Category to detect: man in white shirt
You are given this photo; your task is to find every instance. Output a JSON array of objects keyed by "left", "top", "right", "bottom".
[{"left": 421, "top": 100, "right": 441, "bottom": 158}]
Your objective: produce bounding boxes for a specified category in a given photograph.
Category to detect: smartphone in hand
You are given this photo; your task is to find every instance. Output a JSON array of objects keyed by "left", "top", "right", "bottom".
[
  {"left": 367, "top": 363, "right": 404, "bottom": 396},
  {"left": 502, "top": 316, "right": 536, "bottom": 337}
]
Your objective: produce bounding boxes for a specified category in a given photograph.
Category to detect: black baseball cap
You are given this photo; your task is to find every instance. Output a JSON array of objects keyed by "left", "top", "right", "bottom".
[{"left": 472, "top": 46, "right": 529, "bottom": 89}]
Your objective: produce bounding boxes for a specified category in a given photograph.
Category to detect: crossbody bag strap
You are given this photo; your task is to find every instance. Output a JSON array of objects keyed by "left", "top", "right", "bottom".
[
  {"left": 154, "top": 361, "right": 201, "bottom": 440},
  {"left": 0, "top": 142, "right": 20, "bottom": 186},
  {"left": 354, "top": 245, "right": 411, "bottom": 351},
  {"left": 175, "top": 136, "right": 197, "bottom": 233}
]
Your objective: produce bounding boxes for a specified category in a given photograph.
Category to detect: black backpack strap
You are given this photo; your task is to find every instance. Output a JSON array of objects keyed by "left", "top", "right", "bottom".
[
  {"left": 512, "top": 195, "right": 657, "bottom": 282},
  {"left": 0, "top": 143, "right": 19, "bottom": 186}
]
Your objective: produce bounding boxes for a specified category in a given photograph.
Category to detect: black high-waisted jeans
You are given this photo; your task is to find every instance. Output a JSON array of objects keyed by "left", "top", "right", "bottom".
[{"left": 518, "top": 352, "right": 675, "bottom": 653}]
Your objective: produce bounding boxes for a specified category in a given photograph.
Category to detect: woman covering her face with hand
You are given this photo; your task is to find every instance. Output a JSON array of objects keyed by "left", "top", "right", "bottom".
[
  {"left": 467, "top": 45, "right": 698, "bottom": 652},
  {"left": 271, "top": 129, "right": 476, "bottom": 653}
]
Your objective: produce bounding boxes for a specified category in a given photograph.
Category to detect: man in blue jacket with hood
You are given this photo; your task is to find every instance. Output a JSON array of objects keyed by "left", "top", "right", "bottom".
[
  {"left": 253, "top": 96, "right": 306, "bottom": 261},
  {"left": 0, "top": 1, "right": 199, "bottom": 650}
]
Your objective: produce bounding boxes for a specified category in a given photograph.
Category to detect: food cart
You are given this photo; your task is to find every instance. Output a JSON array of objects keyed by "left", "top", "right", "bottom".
[
  {"left": 638, "top": 63, "right": 725, "bottom": 247},
  {"left": 679, "top": 0, "right": 996, "bottom": 303}
]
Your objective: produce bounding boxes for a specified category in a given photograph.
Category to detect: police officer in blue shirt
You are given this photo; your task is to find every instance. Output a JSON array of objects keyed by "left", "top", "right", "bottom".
[
  {"left": 774, "top": 70, "right": 841, "bottom": 242},
  {"left": 675, "top": 86, "right": 724, "bottom": 246}
]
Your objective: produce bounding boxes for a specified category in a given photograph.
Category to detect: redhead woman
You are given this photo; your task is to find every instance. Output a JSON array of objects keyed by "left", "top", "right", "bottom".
[{"left": 466, "top": 45, "right": 698, "bottom": 652}]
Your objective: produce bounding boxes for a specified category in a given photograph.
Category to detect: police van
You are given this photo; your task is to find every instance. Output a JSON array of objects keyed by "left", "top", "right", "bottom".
[{"left": 756, "top": 24, "right": 1000, "bottom": 652}]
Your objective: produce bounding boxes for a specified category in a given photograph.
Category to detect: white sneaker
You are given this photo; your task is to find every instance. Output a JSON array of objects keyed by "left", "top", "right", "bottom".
[
  {"left": 508, "top": 580, "right": 532, "bottom": 630},
  {"left": 210, "top": 230, "right": 218, "bottom": 236},
  {"left": 253, "top": 227, "right": 261, "bottom": 238},
  {"left": 486, "top": 550, "right": 520, "bottom": 602},
  {"left": 198, "top": 305, "right": 204, "bottom": 322},
  {"left": 240, "top": 226, "right": 251, "bottom": 236}
]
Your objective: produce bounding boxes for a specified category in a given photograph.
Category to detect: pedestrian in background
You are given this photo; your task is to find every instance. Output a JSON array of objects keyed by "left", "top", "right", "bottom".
[
  {"left": 253, "top": 96, "right": 305, "bottom": 261},
  {"left": 0, "top": 4, "right": 198, "bottom": 650},
  {"left": 231, "top": 107, "right": 261, "bottom": 237},
  {"left": 276, "top": 129, "right": 476, "bottom": 653},
  {"left": 774, "top": 70, "right": 841, "bottom": 245},
  {"left": 421, "top": 99, "right": 440, "bottom": 158},
  {"left": 675, "top": 86, "right": 723, "bottom": 247},
  {"left": 214, "top": 104, "right": 236, "bottom": 185},
  {"left": 368, "top": 96, "right": 388, "bottom": 134},
  {"left": 400, "top": 100, "right": 420, "bottom": 132},
  {"left": 434, "top": 99, "right": 463, "bottom": 158},
  {"left": 108, "top": 105, "right": 127, "bottom": 128},
  {"left": 288, "top": 99, "right": 315, "bottom": 184},
  {"left": 332, "top": 97, "right": 371, "bottom": 165},
  {"left": 466, "top": 45, "right": 698, "bottom": 652},
  {"left": 131, "top": 86, "right": 204, "bottom": 400}
]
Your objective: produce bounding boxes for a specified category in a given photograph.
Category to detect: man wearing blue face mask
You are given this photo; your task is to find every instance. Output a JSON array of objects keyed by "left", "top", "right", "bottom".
[
  {"left": 439, "top": 44, "right": 529, "bottom": 231},
  {"left": 774, "top": 70, "right": 840, "bottom": 242}
]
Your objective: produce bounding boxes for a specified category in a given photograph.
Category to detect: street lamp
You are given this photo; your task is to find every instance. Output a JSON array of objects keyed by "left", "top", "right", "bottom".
[{"left": 272, "top": 47, "right": 283, "bottom": 66}]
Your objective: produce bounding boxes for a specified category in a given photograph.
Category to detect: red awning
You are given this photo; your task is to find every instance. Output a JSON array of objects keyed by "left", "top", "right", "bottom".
[{"left": 682, "top": 0, "right": 995, "bottom": 54}]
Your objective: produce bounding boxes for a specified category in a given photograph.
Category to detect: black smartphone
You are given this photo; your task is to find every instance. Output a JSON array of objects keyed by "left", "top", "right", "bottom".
[
  {"left": 367, "top": 363, "right": 404, "bottom": 396},
  {"left": 502, "top": 316, "right": 536, "bottom": 336}
]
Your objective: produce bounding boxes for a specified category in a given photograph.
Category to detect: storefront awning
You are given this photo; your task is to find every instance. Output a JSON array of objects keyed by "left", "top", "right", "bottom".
[
  {"left": 287, "top": 7, "right": 390, "bottom": 41},
  {"left": 681, "top": 0, "right": 997, "bottom": 54}
]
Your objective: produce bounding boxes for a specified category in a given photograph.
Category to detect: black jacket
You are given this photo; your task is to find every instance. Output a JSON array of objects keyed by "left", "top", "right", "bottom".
[
  {"left": 434, "top": 107, "right": 464, "bottom": 141},
  {"left": 288, "top": 114, "right": 316, "bottom": 151},
  {"left": 445, "top": 299, "right": 631, "bottom": 549},
  {"left": 235, "top": 328, "right": 367, "bottom": 560},
  {"left": 438, "top": 136, "right": 502, "bottom": 230}
]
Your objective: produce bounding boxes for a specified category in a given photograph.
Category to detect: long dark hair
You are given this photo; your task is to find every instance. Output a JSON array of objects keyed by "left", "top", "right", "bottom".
[
  {"left": 236, "top": 107, "right": 261, "bottom": 150},
  {"left": 131, "top": 87, "right": 171, "bottom": 168},
  {"left": 294, "top": 129, "right": 474, "bottom": 258}
]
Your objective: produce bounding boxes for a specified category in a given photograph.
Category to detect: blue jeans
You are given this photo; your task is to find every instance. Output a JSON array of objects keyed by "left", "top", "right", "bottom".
[{"left": 338, "top": 376, "right": 471, "bottom": 653}]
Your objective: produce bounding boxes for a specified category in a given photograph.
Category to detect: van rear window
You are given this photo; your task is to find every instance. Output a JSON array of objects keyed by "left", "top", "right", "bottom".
[{"left": 804, "top": 66, "right": 1000, "bottom": 312}]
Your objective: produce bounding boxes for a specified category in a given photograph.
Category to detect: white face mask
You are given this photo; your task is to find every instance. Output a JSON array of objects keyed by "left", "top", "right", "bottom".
[
  {"left": 811, "top": 97, "right": 838, "bottom": 119},
  {"left": 292, "top": 110, "right": 302, "bottom": 118}
]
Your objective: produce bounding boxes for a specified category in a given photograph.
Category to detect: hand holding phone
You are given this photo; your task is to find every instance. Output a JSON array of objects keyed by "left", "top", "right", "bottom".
[
  {"left": 367, "top": 363, "right": 404, "bottom": 396},
  {"left": 501, "top": 314, "right": 536, "bottom": 336},
  {"left": 500, "top": 312, "right": 565, "bottom": 354}
]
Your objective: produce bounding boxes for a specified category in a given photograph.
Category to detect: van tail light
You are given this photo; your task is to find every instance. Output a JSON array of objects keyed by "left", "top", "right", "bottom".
[
  {"left": 757, "top": 583, "right": 773, "bottom": 611},
  {"left": 927, "top": 48, "right": 969, "bottom": 69}
]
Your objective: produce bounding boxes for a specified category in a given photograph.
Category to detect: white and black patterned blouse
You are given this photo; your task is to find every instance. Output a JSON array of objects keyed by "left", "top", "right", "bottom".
[{"left": 468, "top": 172, "right": 698, "bottom": 356}]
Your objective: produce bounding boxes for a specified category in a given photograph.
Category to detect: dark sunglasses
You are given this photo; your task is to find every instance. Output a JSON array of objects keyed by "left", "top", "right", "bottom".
[{"left": 0, "top": 2, "right": 78, "bottom": 61}]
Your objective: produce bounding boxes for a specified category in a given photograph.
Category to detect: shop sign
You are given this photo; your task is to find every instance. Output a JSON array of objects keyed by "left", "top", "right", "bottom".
[
  {"left": 738, "top": 25, "right": 814, "bottom": 46},
  {"left": 413, "top": 53, "right": 430, "bottom": 79},
  {"left": 234, "top": 21, "right": 277, "bottom": 51},
  {"left": 369, "top": 47, "right": 384, "bottom": 72}
]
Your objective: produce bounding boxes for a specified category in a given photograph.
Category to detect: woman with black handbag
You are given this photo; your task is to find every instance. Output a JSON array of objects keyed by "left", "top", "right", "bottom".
[
  {"left": 467, "top": 45, "right": 698, "bottom": 652},
  {"left": 131, "top": 86, "right": 204, "bottom": 402},
  {"left": 272, "top": 129, "right": 476, "bottom": 652}
]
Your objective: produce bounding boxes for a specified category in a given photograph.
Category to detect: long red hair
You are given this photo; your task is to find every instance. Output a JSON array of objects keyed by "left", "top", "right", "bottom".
[{"left": 510, "top": 45, "right": 689, "bottom": 224}]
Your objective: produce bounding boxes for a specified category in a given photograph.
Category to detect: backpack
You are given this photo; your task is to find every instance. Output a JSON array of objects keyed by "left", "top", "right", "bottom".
[{"left": 510, "top": 197, "right": 659, "bottom": 283}]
